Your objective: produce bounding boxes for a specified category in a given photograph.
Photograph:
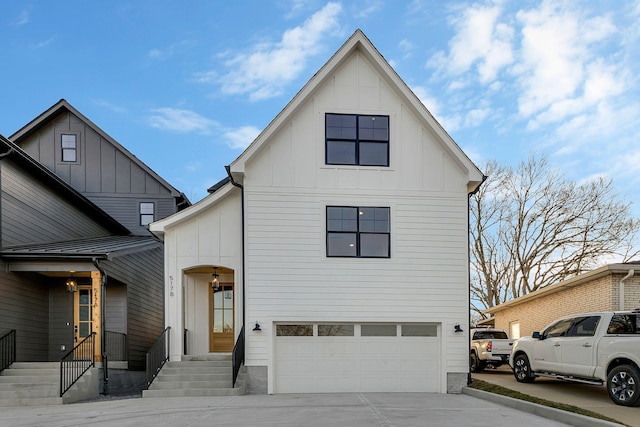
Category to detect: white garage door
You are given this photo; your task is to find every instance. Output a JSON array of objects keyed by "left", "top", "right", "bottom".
[{"left": 274, "top": 323, "right": 441, "bottom": 393}]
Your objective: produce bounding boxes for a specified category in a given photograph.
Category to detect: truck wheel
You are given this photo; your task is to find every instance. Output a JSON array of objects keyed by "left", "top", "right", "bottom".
[
  {"left": 607, "top": 365, "right": 640, "bottom": 407},
  {"left": 513, "top": 354, "right": 535, "bottom": 383},
  {"left": 470, "top": 353, "right": 485, "bottom": 373}
]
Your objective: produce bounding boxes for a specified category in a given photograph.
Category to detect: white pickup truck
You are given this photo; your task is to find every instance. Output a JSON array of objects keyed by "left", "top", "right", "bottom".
[
  {"left": 470, "top": 327, "right": 515, "bottom": 372},
  {"left": 510, "top": 310, "right": 640, "bottom": 406}
]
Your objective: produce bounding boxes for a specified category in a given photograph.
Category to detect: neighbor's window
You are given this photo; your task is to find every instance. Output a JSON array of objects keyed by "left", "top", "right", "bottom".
[
  {"left": 61, "top": 134, "right": 77, "bottom": 162},
  {"left": 140, "top": 202, "right": 155, "bottom": 226},
  {"left": 325, "top": 113, "right": 389, "bottom": 166},
  {"left": 327, "top": 206, "right": 390, "bottom": 258}
]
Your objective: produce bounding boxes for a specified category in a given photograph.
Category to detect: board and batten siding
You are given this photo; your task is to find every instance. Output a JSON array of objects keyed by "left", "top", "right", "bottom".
[
  {"left": 0, "top": 265, "right": 49, "bottom": 361},
  {"left": 16, "top": 110, "right": 178, "bottom": 236},
  {"left": 159, "top": 187, "right": 243, "bottom": 360},
  {"left": 240, "top": 48, "right": 471, "bottom": 377},
  {"left": 1, "top": 160, "right": 111, "bottom": 247},
  {"left": 101, "top": 246, "right": 164, "bottom": 370}
]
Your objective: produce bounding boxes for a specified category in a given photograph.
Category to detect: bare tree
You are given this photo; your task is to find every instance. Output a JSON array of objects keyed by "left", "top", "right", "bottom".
[{"left": 470, "top": 154, "right": 640, "bottom": 317}]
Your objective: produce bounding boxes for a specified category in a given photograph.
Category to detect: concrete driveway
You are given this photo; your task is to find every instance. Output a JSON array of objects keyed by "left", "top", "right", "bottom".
[
  {"left": 473, "top": 366, "right": 639, "bottom": 427},
  {"left": 0, "top": 392, "right": 592, "bottom": 427}
]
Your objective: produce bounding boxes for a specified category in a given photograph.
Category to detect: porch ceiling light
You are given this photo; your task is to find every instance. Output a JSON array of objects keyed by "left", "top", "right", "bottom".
[
  {"left": 210, "top": 268, "right": 220, "bottom": 290},
  {"left": 66, "top": 272, "right": 77, "bottom": 293}
]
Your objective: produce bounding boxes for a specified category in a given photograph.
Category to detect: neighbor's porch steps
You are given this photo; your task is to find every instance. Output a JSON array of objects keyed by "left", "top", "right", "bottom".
[
  {"left": 142, "top": 354, "right": 246, "bottom": 398},
  {"left": 0, "top": 362, "right": 63, "bottom": 406}
]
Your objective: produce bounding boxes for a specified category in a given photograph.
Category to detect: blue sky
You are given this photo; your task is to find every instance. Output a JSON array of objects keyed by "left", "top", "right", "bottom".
[{"left": 1, "top": 0, "right": 639, "bottom": 212}]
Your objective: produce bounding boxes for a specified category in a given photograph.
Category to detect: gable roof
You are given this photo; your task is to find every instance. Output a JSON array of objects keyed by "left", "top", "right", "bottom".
[
  {"left": 0, "top": 134, "right": 130, "bottom": 235},
  {"left": 229, "top": 29, "right": 484, "bottom": 193},
  {"left": 9, "top": 99, "right": 190, "bottom": 208}
]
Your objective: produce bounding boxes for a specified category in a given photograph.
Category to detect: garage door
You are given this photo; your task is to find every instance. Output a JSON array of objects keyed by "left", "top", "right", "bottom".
[{"left": 274, "top": 323, "right": 441, "bottom": 393}]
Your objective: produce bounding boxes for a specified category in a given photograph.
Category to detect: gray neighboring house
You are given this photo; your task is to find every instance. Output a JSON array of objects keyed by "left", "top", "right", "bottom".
[
  {"left": 0, "top": 100, "right": 189, "bottom": 399},
  {"left": 483, "top": 262, "right": 640, "bottom": 339}
]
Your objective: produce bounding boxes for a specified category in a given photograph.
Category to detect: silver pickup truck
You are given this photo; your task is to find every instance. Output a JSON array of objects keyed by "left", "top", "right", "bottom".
[
  {"left": 510, "top": 310, "right": 640, "bottom": 406},
  {"left": 470, "top": 327, "right": 515, "bottom": 372}
]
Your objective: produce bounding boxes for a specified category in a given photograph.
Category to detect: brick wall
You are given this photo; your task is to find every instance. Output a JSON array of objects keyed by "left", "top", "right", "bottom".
[{"left": 492, "top": 274, "right": 615, "bottom": 337}]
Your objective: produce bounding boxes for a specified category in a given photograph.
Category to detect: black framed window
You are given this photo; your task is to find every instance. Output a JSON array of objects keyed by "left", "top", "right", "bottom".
[
  {"left": 326, "top": 206, "right": 390, "bottom": 258},
  {"left": 140, "top": 202, "right": 155, "bottom": 226},
  {"left": 325, "top": 113, "right": 389, "bottom": 166},
  {"left": 61, "top": 134, "right": 77, "bottom": 162}
]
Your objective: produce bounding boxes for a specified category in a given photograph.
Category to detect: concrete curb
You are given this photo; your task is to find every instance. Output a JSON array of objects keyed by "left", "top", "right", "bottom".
[{"left": 462, "top": 387, "right": 626, "bottom": 427}]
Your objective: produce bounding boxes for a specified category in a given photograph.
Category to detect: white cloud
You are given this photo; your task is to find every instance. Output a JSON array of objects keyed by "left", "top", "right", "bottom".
[
  {"left": 147, "top": 40, "right": 193, "bottom": 60},
  {"left": 426, "top": 3, "right": 514, "bottom": 84},
  {"left": 514, "top": 1, "right": 617, "bottom": 119},
  {"left": 147, "top": 108, "right": 219, "bottom": 134},
  {"left": 11, "top": 9, "right": 29, "bottom": 26},
  {"left": 92, "top": 99, "right": 127, "bottom": 113},
  {"left": 214, "top": 2, "right": 342, "bottom": 101},
  {"left": 222, "top": 126, "right": 261, "bottom": 149}
]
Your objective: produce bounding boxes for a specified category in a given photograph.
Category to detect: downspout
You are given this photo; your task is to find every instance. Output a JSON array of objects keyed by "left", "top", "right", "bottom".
[
  {"left": 619, "top": 269, "right": 635, "bottom": 311},
  {"left": 92, "top": 257, "right": 108, "bottom": 395},
  {"left": 0, "top": 148, "right": 14, "bottom": 158},
  {"left": 225, "top": 166, "right": 246, "bottom": 346},
  {"left": 467, "top": 175, "right": 488, "bottom": 385}
]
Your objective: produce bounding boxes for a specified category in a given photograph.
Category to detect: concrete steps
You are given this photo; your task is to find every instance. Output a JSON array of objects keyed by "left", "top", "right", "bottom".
[
  {"left": 142, "top": 354, "right": 246, "bottom": 398},
  {"left": 0, "top": 362, "right": 63, "bottom": 406}
]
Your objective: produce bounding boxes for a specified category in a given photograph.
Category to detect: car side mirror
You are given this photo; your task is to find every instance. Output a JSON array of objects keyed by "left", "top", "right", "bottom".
[{"left": 532, "top": 331, "right": 541, "bottom": 339}]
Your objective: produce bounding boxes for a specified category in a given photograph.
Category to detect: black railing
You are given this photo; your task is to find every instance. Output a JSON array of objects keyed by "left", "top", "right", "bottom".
[
  {"left": 60, "top": 332, "right": 96, "bottom": 397},
  {"left": 232, "top": 326, "right": 245, "bottom": 387},
  {"left": 1, "top": 330, "right": 16, "bottom": 374},
  {"left": 105, "top": 331, "right": 127, "bottom": 361},
  {"left": 183, "top": 328, "right": 188, "bottom": 355},
  {"left": 146, "top": 327, "right": 170, "bottom": 388}
]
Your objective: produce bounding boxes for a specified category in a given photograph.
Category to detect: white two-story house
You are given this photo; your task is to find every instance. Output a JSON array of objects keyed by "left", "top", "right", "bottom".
[{"left": 150, "top": 29, "right": 484, "bottom": 395}]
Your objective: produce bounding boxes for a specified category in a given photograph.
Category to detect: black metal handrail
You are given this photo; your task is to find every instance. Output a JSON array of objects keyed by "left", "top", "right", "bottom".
[
  {"left": 1, "top": 330, "right": 16, "bottom": 374},
  {"left": 105, "top": 331, "right": 127, "bottom": 361},
  {"left": 60, "top": 332, "right": 96, "bottom": 397},
  {"left": 146, "top": 326, "right": 170, "bottom": 388},
  {"left": 183, "top": 328, "right": 188, "bottom": 355},
  {"left": 232, "top": 325, "right": 245, "bottom": 387}
]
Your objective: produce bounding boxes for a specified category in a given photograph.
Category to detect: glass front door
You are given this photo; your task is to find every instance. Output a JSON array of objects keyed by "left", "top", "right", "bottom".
[
  {"left": 74, "top": 287, "right": 93, "bottom": 343},
  {"left": 209, "top": 283, "right": 234, "bottom": 352}
]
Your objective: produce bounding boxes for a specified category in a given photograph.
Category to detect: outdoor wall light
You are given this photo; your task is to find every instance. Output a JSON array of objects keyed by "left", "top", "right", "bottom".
[
  {"left": 454, "top": 324, "right": 463, "bottom": 333},
  {"left": 66, "top": 272, "right": 77, "bottom": 293},
  {"left": 210, "top": 268, "right": 220, "bottom": 290},
  {"left": 253, "top": 322, "right": 262, "bottom": 332}
]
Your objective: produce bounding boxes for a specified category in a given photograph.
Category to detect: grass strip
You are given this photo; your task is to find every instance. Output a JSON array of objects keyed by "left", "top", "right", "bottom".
[{"left": 468, "top": 379, "right": 627, "bottom": 426}]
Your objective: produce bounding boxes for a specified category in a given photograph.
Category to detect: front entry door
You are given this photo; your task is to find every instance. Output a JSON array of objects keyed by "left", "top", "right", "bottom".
[
  {"left": 74, "top": 286, "right": 93, "bottom": 343},
  {"left": 209, "top": 283, "right": 234, "bottom": 352}
]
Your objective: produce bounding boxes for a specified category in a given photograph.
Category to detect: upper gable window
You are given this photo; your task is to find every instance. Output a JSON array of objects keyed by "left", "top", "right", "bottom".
[
  {"left": 140, "top": 202, "right": 155, "bottom": 226},
  {"left": 61, "top": 134, "right": 77, "bottom": 162},
  {"left": 325, "top": 114, "right": 389, "bottom": 166}
]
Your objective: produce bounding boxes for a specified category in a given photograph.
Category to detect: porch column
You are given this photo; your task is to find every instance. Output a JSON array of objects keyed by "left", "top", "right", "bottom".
[{"left": 91, "top": 271, "right": 103, "bottom": 362}]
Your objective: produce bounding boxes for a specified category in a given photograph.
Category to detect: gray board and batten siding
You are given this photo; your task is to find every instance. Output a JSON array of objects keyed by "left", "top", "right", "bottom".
[{"left": 10, "top": 99, "right": 189, "bottom": 235}]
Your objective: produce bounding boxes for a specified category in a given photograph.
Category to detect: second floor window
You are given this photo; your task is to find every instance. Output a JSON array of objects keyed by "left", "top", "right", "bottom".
[
  {"left": 61, "top": 134, "right": 77, "bottom": 162},
  {"left": 327, "top": 206, "right": 390, "bottom": 258},
  {"left": 325, "top": 114, "right": 389, "bottom": 166},
  {"left": 140, "top": 202, "right": 155, "bottom": 226}
]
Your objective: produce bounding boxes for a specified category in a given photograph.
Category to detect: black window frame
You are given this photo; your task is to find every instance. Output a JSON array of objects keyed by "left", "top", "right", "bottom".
[
  {"left": 140, "top": 202, "right": 155, "bottom": 226},
  {"left": 325, "top": 113, "right": 389, "bottom": 167},
  {"left": 326, "top": 206, "right": 390, "bottom": 258}
]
